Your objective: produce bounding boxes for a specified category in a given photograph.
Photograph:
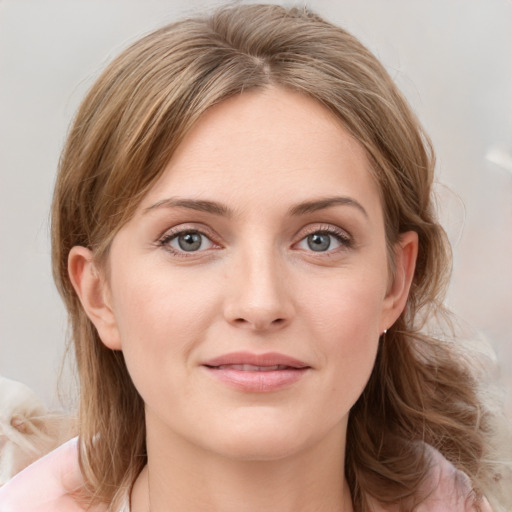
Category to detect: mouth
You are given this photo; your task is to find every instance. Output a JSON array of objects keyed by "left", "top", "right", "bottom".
[
  {"left": 202, "top": 352, "right": 311, "bottom": 392},
  {"left": 208, "top": 364, "right": 297, "bottom": 371}
]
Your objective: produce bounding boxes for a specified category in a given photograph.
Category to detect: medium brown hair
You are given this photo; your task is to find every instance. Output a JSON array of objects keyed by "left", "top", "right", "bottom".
[{"left": 51, "top": 4, "right": 506, "bottom": 510}]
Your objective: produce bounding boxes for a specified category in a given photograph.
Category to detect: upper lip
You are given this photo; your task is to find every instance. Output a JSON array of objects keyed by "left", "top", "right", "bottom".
[{"left": 202, "top": 352, "right": 310, "bottom": 369}]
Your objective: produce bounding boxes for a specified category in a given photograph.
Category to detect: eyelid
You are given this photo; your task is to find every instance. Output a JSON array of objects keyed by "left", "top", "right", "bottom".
[
  {"left": 297, "top": 223, "right": 352, "bottom": 241},
  {"left": 157, "top": 222, "right": 218, "bottom": 241}
]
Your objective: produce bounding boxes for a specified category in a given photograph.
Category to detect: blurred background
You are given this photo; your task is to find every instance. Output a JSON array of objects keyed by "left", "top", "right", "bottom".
[{"left": 1, "top": 0, "right": 511, "bottom": 411}]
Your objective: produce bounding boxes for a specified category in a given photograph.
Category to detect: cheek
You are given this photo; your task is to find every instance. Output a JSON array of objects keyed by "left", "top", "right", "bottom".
[
  {"left": 111, "top": 262, "right": 217, "bottom": 342},
  {"left": 299, "top": 271, "right": 386, "bottom": 392},
  {"left": 108, "top": 266, "right": 220, "bottom": 391},
  {"left": 303, "top": 268, "right": 387, "bottom": 339}
]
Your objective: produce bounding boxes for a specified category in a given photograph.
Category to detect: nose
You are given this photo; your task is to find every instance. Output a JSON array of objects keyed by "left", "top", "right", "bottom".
[{"left": 223, "top": 246, "right": 294, "bottom": 332}]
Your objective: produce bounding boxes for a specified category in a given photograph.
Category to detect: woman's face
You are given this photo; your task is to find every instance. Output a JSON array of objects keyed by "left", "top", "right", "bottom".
[{"left": 75, "top": 87, "right": 416, "bottom": 461}]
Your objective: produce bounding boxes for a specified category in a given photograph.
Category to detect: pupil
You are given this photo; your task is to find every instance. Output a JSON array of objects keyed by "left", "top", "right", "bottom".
[
  {"left": 178, "top": 232, "right": 202, "bottom": 251},
  {"left": 307, "top": 233, "right": 330, "bottom": 252}
]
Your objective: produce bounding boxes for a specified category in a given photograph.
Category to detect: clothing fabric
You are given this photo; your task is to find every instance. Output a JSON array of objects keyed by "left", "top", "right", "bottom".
[
  {"left": 0, "top": 437, "right": 492, "bottom": 511},
  {"left": 119, "top": 496, "right": 129, "bottom": 512}
]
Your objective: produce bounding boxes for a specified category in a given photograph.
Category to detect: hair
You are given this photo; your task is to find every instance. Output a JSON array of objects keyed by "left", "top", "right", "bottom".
[{"left": 51, "top": 3, "right": 509, "bottom": 511}]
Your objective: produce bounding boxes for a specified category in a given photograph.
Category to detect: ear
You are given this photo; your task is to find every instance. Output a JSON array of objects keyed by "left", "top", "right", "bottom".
[
  {"left": 381, "top": 231, "right": 418, "bottom": 331},
  {"left": 68, "top": 246, "right": 122, "bottom": 350}
]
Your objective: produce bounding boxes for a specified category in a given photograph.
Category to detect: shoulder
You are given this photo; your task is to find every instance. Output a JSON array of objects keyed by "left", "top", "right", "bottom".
[
  {"left": 0, "top": 437, "right": 106, "bottom": 512},
  {"left": 415, "top": 444, "right": 492, "bottom": 512},
  {"left": 369, "top": 443, "right": 492, "bottom": 512}
]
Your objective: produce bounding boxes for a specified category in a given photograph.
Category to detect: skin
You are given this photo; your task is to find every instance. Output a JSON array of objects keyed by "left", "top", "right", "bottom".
[{"left": 69, "top": 87, "right": 418, "bottom": 512}]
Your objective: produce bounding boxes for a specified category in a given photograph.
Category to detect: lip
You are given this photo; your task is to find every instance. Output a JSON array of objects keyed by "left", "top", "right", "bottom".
[
  {"left": 202, "top": 351, "right": 311, "bottom": 393},
  {"left": 203, "top": 351, "right": 310, "bottom": 369}
]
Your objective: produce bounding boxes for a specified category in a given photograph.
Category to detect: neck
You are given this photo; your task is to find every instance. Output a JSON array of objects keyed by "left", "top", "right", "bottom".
[{"left": 131, "top": 415, "right": 353, "bottom": 512}]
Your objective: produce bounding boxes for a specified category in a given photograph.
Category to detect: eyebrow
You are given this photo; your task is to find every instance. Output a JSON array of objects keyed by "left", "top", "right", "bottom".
[
  {"left": 144, "top": 195, "right": 368, "bottom": 218},
  {"left": 288, "top": 196, "right": 368, "bottom": 218},
  {"left": 144, "top": 198, "right": 230, "bottom": 216}
]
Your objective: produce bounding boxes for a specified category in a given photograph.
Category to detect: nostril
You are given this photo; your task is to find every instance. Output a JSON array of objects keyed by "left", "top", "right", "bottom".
[{"left": 232, "top": 317, "right": 286, "bottom": 329}]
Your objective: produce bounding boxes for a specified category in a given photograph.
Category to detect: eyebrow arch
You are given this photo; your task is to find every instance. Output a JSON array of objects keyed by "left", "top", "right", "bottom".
[
  {"left": 144, "top": 197, "right": 231, "bottom": 216},
  {"left": 288, "top": 196, "right": 368, "bottom": 218}
]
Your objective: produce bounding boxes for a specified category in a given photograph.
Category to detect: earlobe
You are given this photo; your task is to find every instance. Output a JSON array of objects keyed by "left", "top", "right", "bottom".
[
  {"left": 382, "top": 231, "right": 419, "bottom": 330},
  {"left": 68, "top": 246, "right": 122, "bottom": 350}
]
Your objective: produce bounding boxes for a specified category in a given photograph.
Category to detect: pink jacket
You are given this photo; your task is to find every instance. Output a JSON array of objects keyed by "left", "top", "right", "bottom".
[{"left": 0, "top": 438, "right": 491, "bottom": 511}]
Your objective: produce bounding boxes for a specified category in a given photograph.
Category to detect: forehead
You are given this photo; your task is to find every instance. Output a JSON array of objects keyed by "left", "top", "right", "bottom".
[{"left": 140, "top": 87, "right": 382, "bottom": 219}]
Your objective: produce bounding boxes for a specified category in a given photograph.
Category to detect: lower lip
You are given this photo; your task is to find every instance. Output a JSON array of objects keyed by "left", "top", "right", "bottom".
[{"left": 203, "top": 366, "right": 309, "bottom": 393}]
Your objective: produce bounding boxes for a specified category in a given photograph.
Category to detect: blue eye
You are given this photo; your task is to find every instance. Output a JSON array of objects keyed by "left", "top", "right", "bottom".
[
  {"left": 306, "top": 233, "right": 332, "bottom": 251},
  {"left": 296, "top": 230, "right": 349, "bottom": 253},
  {"left": 162, "top": 231, "right": 214, "bottom": 252}
]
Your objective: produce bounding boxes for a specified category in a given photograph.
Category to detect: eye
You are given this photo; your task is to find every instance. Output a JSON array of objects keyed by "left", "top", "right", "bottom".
[
  {"left": 295, "top": 229, "right": 351, "bottom": 253},
  {"left": 307, "top": 233, "right": 334, "bottom": 252},
  {"left": 160, "top": 230, "right": 215, "bottom": 253}
]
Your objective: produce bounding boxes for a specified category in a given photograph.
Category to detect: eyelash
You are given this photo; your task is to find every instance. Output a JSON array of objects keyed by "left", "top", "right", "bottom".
[{"left": 157, "top": 224, "right": 353, "bottom": 257}]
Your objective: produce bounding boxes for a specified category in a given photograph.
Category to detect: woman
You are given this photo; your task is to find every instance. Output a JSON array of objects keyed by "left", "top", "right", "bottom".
[{"left": 0, "top": 4, "right": 508, "bottom": 511}]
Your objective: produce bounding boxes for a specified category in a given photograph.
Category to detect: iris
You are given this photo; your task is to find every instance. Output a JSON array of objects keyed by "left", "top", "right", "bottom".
[{"left": 307, "top": 233, "right": 331, "bottom": 252}]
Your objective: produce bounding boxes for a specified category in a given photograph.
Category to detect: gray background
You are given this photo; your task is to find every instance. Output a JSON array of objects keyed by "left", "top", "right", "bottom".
[{"left": 1, "top": 0, "right": 511, "bottom": 411}]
